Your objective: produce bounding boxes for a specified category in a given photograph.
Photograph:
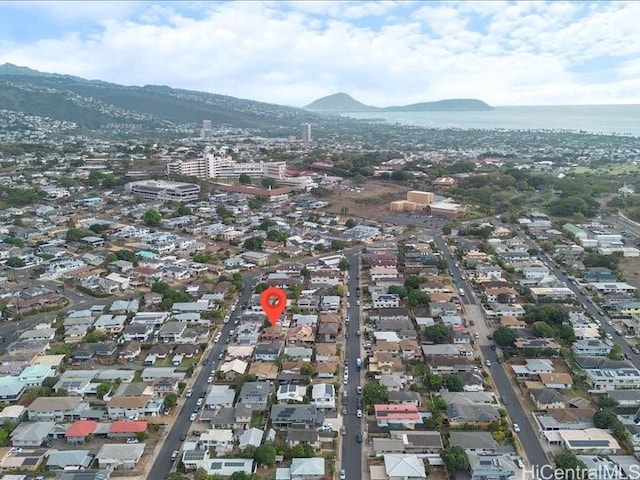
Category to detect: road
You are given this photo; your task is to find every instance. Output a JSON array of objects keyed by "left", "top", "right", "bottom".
[
  {"left": 148, "top": 273, "right": 259, "bottom": 480},
  {"left": 434, "top": 234, "right": 551, "bottom": 474},
  {"left": 0, "top": 278, "right": 106, "bottom": 354},
  {"left": 524, "top": 234, "right": 640, "bottom": 368},
  {"left": 341, "top": 251, "right": 363, "bottom": 480}
]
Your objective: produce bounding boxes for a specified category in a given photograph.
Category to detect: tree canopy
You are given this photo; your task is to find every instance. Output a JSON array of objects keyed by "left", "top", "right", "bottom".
[{"left": 493, "top": 326, "right": 518, "bottom": 347}]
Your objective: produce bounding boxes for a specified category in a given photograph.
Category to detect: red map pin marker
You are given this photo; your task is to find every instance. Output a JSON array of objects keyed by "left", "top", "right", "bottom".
[{"left": 260, "top": 287, "right": 287, "bottom": 326}]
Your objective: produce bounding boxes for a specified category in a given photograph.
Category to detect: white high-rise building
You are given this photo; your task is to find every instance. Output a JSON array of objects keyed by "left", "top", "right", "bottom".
[
  {"left": 201, "top": 120, "right": 212, "bottom": 139},
  {"left": 301, "top": 123, "right": 312, "bottom": 143},
  {"left": 167, "top": 152, "right": 286, "bottom": 180}
]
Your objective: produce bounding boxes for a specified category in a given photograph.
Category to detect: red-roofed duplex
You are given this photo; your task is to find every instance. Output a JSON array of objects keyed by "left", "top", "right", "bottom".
[
  {"left": 107, "top": 420, "right": 148, "bottom": 439},
  {"left": 66, "top": 420, "right": 97, "bottom": 444},
  {"left": 374, "top": 404, "right": 422, "bottom": 428}
]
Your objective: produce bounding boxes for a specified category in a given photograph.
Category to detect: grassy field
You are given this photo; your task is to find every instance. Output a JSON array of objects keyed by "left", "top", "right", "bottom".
[
  {"left": 573, "top": 164, "right": 640, "bottom": 175},
  {"left": 322, "top": 180, "right": 409, "bottom": 219}
]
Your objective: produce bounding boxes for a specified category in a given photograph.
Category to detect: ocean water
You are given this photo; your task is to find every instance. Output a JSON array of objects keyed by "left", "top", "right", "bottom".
[{"left": 342, "top": 104, "right": 640, "bottom": 137}]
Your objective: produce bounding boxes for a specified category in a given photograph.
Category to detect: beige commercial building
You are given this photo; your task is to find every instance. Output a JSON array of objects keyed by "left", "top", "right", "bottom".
[
  {"left": 389, "top": 191, "right": 434, "bottom": 212},
  {"left": 406, "top": 191, "right": 434, "bottom": 205}
]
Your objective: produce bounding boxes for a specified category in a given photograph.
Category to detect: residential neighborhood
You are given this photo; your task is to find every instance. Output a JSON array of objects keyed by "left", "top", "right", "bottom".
[{"left": 0, "top": 130, "right": 640, "bottom": 480}]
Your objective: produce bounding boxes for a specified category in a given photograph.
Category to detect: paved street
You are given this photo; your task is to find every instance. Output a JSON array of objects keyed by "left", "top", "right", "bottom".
[
  {"left": 434, "top": 234, "right": 551, "bottom": 474},
  {"left": 147, "top": 273, "right": 259, "bottom": 480},
  {"left": 340, "top": 251, "right": 363, "bottom": 480}
]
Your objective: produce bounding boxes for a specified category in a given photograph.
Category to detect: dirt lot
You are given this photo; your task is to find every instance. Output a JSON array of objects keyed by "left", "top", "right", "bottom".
[
  {"left": 618, "top": 256, "right": 640, "bottom": 291},
  {"left": 322, "top": 180, "right": 409, "bottom": 220}
]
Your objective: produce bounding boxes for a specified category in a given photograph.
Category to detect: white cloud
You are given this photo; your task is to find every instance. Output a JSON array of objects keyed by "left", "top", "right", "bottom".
[{"left": 0, "top": 1, "right": 638, "bottom": 106}]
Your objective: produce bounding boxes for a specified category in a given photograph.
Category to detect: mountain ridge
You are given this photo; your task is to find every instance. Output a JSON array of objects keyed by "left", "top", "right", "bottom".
[
  {"left": 305, "top": 92, "right": 493, "bottom": 112},
  {"left": 0, "top": 63, "right": 324, "bottom": 132}
]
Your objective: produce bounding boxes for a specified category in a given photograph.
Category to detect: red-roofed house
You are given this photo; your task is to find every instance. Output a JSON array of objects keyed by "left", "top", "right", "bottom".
[
  {"left": 374, "top": 404, "right": 422, "bottom": 429},
  {"left": 66, "top": 420, "right": 97, "bottom": 444},
  {"left": 107, "top": 420, "right": 148, "bottom": 439}
]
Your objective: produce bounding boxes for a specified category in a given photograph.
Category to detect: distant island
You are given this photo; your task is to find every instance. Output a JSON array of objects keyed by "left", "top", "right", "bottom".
[{"left": 304, "top": 92, "right": 493, "bottom": 112}]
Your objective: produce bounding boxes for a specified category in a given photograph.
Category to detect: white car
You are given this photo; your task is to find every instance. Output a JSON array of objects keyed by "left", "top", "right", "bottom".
[
  {"left": 126, "top": 438, "right": 139, "bottom": 444},
  {"left": 357, "top": 386, "right": 362, "bottom": 395},
  {"left": 207, "top": 376, "right": 213, "bottom": 384},
  {"left": 356, "top": 409, "right": 363, "bottom": 418},
  {"left": 513, "top": 423, "right": 520, "bottom": 433},
  {"left": 340, "top": 469, "right": 346, "bottom": 480},
  {"left": 485, "top": 359, "right": 492, "bottom": 367},
  {"left": 189, "top": 413, "right": 197, "bottom": 421},
  {"left": 185, "top": 389, "right": 193, "bottom": 397},
  {"left": 196, "top": 398, "right": 204, "bottom": 406}
]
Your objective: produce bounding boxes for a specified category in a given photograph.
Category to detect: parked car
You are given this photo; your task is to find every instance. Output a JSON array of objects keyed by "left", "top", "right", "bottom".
[
  {"left": 171, "top": 450, "right": 179, "bottom": 460},
  {"left": 126, "top": 438, "right": 139, "bottom": 444},
  {"left": 196, "top": 398, "right": 204, "bottom": 406},
  {"left": 340, "top": 469, "right": 346, "bottom": 480},
  {"left": 185, "top": 389, "right": 193, "bottom": 397},
  {"left": 189, "top": 413, "right": 197, "bottom": 421},
  {"left": 340, "top": 425, "right": 347, "bottom": 436},
  {"left": 356, "top": 433, "right": 363, "bottom": 443},
  {"left": 356, "top": 409, "right": 363, "bottom": 418},
  {"left": 485, "top": 359, "right": 492, "bottom": 367},
  {"left": 356, "top": 386, "right": 362, "bottom": 395},
  {"left": 513, "top": 423, "right": 520, "bottom": 433}
]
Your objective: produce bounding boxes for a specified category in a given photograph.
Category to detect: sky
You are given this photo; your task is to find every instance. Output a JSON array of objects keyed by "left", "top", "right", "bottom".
[{"left": 0, "top": 1, "right": 639, "bottom": 107}]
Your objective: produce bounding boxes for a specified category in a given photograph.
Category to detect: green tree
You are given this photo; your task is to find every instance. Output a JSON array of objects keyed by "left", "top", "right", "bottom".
[
  {"left": 441, "top": 446, "right": 469, "bottom": 472},
  {"left": 445, "top": 374, "right": 464, "bottom": 392},
  {"left": 254, "top": 443, "right": 277, "bottom": 467},
  {"left": 136, "top": 431, "right": 148, "bottom": 442},
  {"left": 331, "top": 240, "right": 346, "bottom": 251},
  {"left": 532, "top": 321, "right": 556, "bottom": 338},
  {"left": 362, "top": 383, "right": 388, "bottom": 406},
  {"left": 194, "top": 467, "right": 209, "bottom": 480},
  {"left": 300, "top": 363, "right": 314, "bottom": 377},
  {"left": 408, "top": 289, "right": 430, "bottom": 307},
  {"left": 143, "top": 209, "right": 162, "bottom": 226},
  {"left": 493, "top": 326, "right": 518, "bottom": 347},
  {"left": 84, "top": 330, "right": 107, "bottom": 343},
  {"left": 243, "top": 237, "right": 264, "bottom": 251},
  {"left": 388, "top": 285, "right": 408, "bottom": 299},
  {"left": 352, "top": 174, "right": 366, "bottom": 185},
  {"left": 599, "top": 394, "right": 619, "bottom": 409},
  {"left": 424, "top": 324, "right": 452, "bottom": 344},
  {"left": 338, "top": 258, "right": 350, "bottom": 271},
  {"left": 291, "top": 443, "right": 314, "bottom": 457},
  {"left": 239, "top": 173, "right": 252, "bottom": 185},
  {"left": 164, "top": 393, "right": 178, "bottom": 409},
  {"left": 6, "top": 257, "right": 25, "bottom": 268},
  {"left": 404, "top": 275, "right": 424, "bottom": 290},
  {"left": 216, "top": 205, "right": 234, "bottom": 219},
  {"left": 65, "top": 227, "right": 90, "bottom": 242},
  {"left": 261, "top": 177, "right": 277, "bottom": 189},
  {"left": 593, "top": 410, "right": 616, "bottom": 429},
  {"left": 96, "top": 382, "right": 111, "bottom": 400},
  {"left": 175, "top": 205, "right": 192, "bottom": 216},
  {"left": 428, "top": 374, "right": 443, "bottom": 391},
  {"left": 41, "top": 377, "right": 59, "bottom": 389},
  {"left": 608, "top": 344, "right": 624, "bottom": 360},
  {"left": 554, "top": 451, "right": 587, "bottom": 476},
  {"left": 345, "top": 219, "right": 357, "bottom": 228}
]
